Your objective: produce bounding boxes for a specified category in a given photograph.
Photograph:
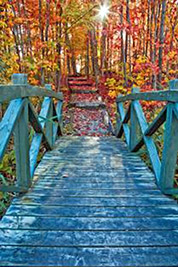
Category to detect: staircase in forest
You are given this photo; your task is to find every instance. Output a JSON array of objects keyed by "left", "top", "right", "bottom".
[
  {"left": 1, "top": 74, "right": 178, "bottom": 266},
  {"left": 66, "top": 75, "right": 113, "bottom": 136}
]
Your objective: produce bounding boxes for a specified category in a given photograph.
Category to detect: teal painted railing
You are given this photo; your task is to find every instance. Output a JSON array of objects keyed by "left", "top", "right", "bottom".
[
  {"left": 116, "top": 79, "right": 178, "bottom": 195},
  {"left": 0, "top": 74, "right": 63, "bottom": 193}
]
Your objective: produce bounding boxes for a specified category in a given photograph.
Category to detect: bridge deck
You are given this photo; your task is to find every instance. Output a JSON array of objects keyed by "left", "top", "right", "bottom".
[{"left": 1, "top": 136, "right": 178, "bottom": 266}]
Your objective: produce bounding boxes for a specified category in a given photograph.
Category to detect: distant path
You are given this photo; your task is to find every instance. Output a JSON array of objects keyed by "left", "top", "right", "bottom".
[{"left": 64, "top": 76, "right": 112, "bottom": 136}]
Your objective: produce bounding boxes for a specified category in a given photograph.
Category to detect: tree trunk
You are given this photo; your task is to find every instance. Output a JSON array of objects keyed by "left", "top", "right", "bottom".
[
  {"left": 71, "top": 52, "right": 77, "bottom": 75},
  {"left": 39, "top": 0, "right": 45, "bottom": 85},
  {"left": 85, "top": 31, "right": 90, "bottom": 78},
  {"left": 65, "top": 23, "right": 72, "bottom": 75},
  {"left": 125, "top": 0, "right": 130, "bottom": 62},
  {"left": 146, "top": 0, "right": 150, "bottom": 57},
  {"left": 120, "top": 5, "right": 127, "bottom": 86},
  {"left": 158, "top": 0, "right": 166, "bottom": 85},
  {"left": 152, "top": 1, "right": 160, "bottom": 89},
  {"left": 100, "top": 23, "right": 107, "bottom": 75},
  {"left": 90, "top": 29, "right": 99, "bottom": 86},
  {"left": 55, "top": 2, "right": 62, "bottom": 91},
  {"left": 150, "top": 3, "right": 154, "bottom": 62},
  {"left": 21, "top": 0, "right": 32, "bottom": 57}
]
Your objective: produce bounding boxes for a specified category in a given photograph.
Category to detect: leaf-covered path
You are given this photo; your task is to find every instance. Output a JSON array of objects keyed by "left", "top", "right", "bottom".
[{"left": 64, "top": 76, "right": 113, "bottom": 136}]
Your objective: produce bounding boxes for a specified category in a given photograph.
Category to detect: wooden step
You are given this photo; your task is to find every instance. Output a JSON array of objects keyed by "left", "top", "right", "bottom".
[
  {"left": 68, "top": 76, "right": 87, "bottom": 82},
  {"left": 1, "top": 246, "right": 178, "bottom": 266},
  {"left": 69, "top": 82, "right": 93, "bottom": 86},
  {"left": 69, "top": 101, "right": 106, "bottom": 109},
  {"left": 70, "top": 89, "right": 98, "bottom": 94}
]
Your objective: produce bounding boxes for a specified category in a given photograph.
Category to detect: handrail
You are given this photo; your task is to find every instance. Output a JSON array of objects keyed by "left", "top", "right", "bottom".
[
  {"left": 117, "top": 80, "right": 178, "bottom": 103},
  {"left": 0, "top": 74, "right": 63, "bottom": 193},
  {"left": 117, "top": 89, "right": 178, "bottom": 103},
  {"left": 116, "top": 79, "right": 178, "bottom": 195},
  {"left": 0, "top": 85, "right": 63, "bottom": 103}
]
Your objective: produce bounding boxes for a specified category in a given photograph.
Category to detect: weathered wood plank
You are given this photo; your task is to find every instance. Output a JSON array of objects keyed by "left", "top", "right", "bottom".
[
  {"left": 0, "top": 185, "right": 28, "bottom": 192},
  {"left": 52, "top": 102, "right": 62, "bottom": 140},
  {"left": 44, "top": 85, "right": 54, "bottom": 147},
  {"left": 53, "top": 123, "right": 58, "bottom": 143},
  {"left": 0, "top": 85, "right": 63, "bottom": 103},
  {"left": 28, "top": 102, "right": 52, "bottom": 150},
  {"left": 1, "top": 246, "right": 178, "bottom": 266},
  {"left": 29, "top": 96, "right": 54, "bottom": 177},
  {"left": 1, "top": 229, "right": 178, "bottom": 247},
  {"left": 130, "top": 89, "right": 140, "bottom": 150},
  {"left": 14, "top": 99, "right": 31, "bottom": 189},
  {"left": 160, "top": 104, "right": 178, "bottom": 191},
  {"left": 6, "top": 204, "right": 178, "bottom": 217},
  {"left": 56, "top": 100, "right": 63, "bottom": 136},
  {"left": 0, "top": 99, "right": 25, "bottom": 161},
  {"left": 116, "top": 89, "right": 178, "bottom": 103},
  {"left": 1, "top": 215, "right": 178, "bottom": 230},
  {"left": 29, "top": 134, "right": 44, "bottom": 178},
  {"left": 25, "top": 188, "right": 163, "bottom": 197},
  {"left": 116, "top": 102, "right": 130, "bottom": 145},
  {"left": 34, "top": 181, "right": 157, "bottom": 189},
  {"left": 12, "top": 196, "right": 174, "bottom": 206},
  {"left": 44, "top": 101, "right": 54, "bottom": 147},
  {"left": 35, "top": 176, "right": 155, "bottom": 184},
  {"left": 133, "top": 101, "right": 161, "bottom": 183}
]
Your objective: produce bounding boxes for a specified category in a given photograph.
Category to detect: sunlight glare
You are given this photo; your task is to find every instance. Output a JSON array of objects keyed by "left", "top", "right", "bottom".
[{"left": 98, "top": 4, "right": 110, "bottom": 20}]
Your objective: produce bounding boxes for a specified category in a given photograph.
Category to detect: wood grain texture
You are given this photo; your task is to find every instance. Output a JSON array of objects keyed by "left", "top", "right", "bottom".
[
  {"left": 116, "top": 89, "right": 178, "bottom": 103},
  {"left": 29, "top": 98, "right": 53, "bottom": 178},
  {"left": 0, "top": 136, "right": 178, "bottom": 266},
  {"left": 0, "top": 85, "right": 63, "bottom": 103},
  {"left": 0, "top": 99, "right": 25, "bottom": 161},
  {"left": 14, "top": 99, "right": 31, "bottom": 189},
  {"left": 116, "top": 102, "right": 130, "bottom": 145},
  {"left": 160, "top": 104, "right": 178, "bottom": 191}
]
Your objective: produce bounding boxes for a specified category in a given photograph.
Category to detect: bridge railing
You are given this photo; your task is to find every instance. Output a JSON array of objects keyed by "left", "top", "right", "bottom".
[
  {"left": 116, "top": 79, "right": 178, "bottom": 195},
  {"left": 0, "top": 73, "right": 63, "bottom": 193}
]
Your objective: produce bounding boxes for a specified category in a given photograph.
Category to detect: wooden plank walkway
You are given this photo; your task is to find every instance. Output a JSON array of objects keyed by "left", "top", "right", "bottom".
[{"left": 1, "top": 136, "right": 178, "bottom": 266}]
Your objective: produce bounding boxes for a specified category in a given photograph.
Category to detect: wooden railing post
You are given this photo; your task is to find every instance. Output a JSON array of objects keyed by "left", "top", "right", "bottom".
[
  {"left": 130, "top": 87, "right": 140, "bottom": 151},
  {"left": 0, "top": 75, "right": 63, "bottom": 192},
  {"left": 12, "top": 74, "right": 31, "bottom": 190},
  {"left": 56, "top": 100, "right": 63, "bottom": 138},
  {"left": 45, "top": 84, "right": 54, "bottom": 147},
  {"left": 160, "top": 79, "right": 178, "bottom": 193},
  {"left": 116, "top": 94, "right": 123, "bottom": 137},
  {"left": 12, "top": 73, "right": 28, "bottom": 85},
  {"left": 116, "top": 95, "right": 130, "bottom": 146}
]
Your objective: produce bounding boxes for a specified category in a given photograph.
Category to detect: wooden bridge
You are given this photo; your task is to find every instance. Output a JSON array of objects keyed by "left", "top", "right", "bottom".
[{"left": 0, "top": 74, "right": 178, "bottom": 266}]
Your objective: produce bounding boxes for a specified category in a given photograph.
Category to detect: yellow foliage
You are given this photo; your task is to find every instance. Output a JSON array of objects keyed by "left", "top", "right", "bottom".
[
  {"left": 106, "top": 78, "right": 130, "bottom": 98},
  {"left": 109, "top": 90, "right": 117, "bottom": 98}
]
